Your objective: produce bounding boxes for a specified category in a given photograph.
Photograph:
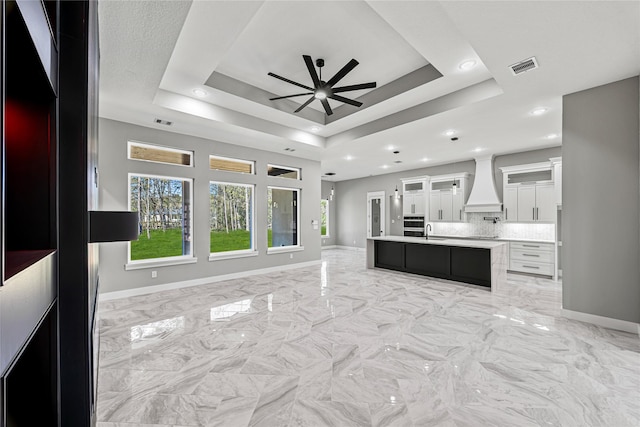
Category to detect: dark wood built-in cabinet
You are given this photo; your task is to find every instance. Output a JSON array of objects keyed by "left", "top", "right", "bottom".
[
  {"left": 1, "top": 1, "right": 101, "bottom": 426},
  {"left": 375, "top": 240, "right": 493, "bottom": 287}
]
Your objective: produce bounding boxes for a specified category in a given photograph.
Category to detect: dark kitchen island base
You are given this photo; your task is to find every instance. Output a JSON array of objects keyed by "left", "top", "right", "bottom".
[{"left": 366, "top": 236, "right": 508, "bottom": 292}]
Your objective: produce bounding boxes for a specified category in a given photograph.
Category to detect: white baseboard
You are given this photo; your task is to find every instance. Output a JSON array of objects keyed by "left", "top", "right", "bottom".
[
  {"left": 561, "top": 308, "right": 640, "bottom": 335},
  {"left": 321, "top": 245, "right": 338, "bottom": 250},
  {"left": 336, "top": 245, "right": 365, "bottom": 252},
  {"left": 100, "top": 260, "right": 322, "bottom": 302}
]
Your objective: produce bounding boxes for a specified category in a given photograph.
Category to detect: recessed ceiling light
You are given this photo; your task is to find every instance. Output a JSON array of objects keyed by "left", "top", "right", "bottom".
[
  {"left": 381, "top": 165, "right": 389, "bottom": 169},
  {"left": 311, "top": 126, "right": 321, "bottom": 132},
  {"left": 444, "top": 129, "right": 456, "bottom": 137},
  {"left": 345, "top": 155, "right": 353, "bottom": 161},
  {"left": 192, "top": 88, "right": 208, "bottom": 98},
  {"left": 421, "top": 157, "right": 429, "bottom": 162},
  {"left": 545, "top": 133, "right": 559, "bottom": 139},
  {"left": 459, "top": 60, "right": 477, "bottom": 71},
  {"left": 531, "top": 107, "right": 547, "bottom": 116},
  {"left": 386, "top": 145, "right": 396, "bottom": 151},
  {"left": 473, "top": 147, "right": 484, "bottom": 153}
]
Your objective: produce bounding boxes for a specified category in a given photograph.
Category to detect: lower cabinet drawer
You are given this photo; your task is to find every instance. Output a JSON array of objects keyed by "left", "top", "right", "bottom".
[
  {"left": 510, "top": 242, "right": 553, "bottom": 252},
  {"left": 509, "top": 259, "right": 554, "bottom": 276},
  {"left": 511, "top": 248, "right": 554, "bottom": 263}
]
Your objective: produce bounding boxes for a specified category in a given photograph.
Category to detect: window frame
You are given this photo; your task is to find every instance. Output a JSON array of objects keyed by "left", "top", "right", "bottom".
[
  {"left": 320, "top": 198, "right": 330, "bottom": 238},
  {"left": 126, "top": 172, "right": 195, "bottom": 268},
  {"left": 209, "top": 154, "right": 255, "bottom": 175},
  {"left": 128, "top": 140, "right": 194, "bottom": 167},
  {"left": 208, "top": 180, "right": 257, "bottom": 260},
  {"left": 267, "top": 164, "right": 301, "bottom": 180},
  {"left": 266, "top": 185, "right": 302, "bottom": 254}
]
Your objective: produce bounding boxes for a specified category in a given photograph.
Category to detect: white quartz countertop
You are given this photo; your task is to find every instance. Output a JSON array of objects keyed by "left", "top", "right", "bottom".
[
  {"left": 368, "top": 235, "right": 507, "bottom": 249},
  {"left": 430, "top": 235, "right": 555, "bottom": 244}
]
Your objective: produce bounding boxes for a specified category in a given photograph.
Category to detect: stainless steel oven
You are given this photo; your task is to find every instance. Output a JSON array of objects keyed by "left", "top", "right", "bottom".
[{"left": 403, "top": 216, "right": 425, "bottom": 237}]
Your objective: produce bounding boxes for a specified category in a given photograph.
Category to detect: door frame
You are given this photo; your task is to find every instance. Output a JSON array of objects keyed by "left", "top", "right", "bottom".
[{"left": 367, "top": 191, "right": 386, "bottom": 238}]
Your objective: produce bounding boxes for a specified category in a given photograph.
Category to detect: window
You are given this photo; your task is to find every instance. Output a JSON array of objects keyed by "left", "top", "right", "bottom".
[
  {"left": 320, "top": 199, "right": 329, "bottom": 237},
  {"left": 210, "top": 182, "right": 254, "bottom": 255},
  {"left": 128, "top": 141, "right": 193, "bottom": 167},
  {"left": 268, "top": 164, "right": 300, "bottom": 180},
  {"left": 129, "top": 174, "right": 193, "bottom": 262},
  {"left": 210, "top": 155, "right": 254, "bottom": 174},
  {"left": 267, "top": 187, "right": 299, "bottom": 249}
]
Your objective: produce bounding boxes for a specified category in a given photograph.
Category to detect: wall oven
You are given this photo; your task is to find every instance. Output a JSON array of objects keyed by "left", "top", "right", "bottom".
[{"left": 403, "top": 216, "right": 425, "bottom": 237}]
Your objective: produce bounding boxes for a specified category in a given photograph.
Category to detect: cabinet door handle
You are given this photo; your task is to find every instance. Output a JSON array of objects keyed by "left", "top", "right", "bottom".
[
  {"left": 523, "top": 254, "right": 540, "bottom": 257},
  {"left": 536, "top": 207, "right": 539, "bottom": 220},
  {"left": 532, "top": 207, "right": 535, "bottom": 220},
  {"left": 459, "top": 209, "right": 462, "bottom": 220},
  {"left": 523, "top": 244, "right": 539, "bottom": 248},
  {"left": 505, "top": 208, "right": 507, "bottom": 220},
  {"left": 523, "top": 265, "right": 540, "bottom": 269}
]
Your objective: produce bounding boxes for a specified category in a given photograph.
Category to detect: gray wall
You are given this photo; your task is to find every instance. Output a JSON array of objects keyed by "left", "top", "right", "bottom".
[
  {"left": 321, "top": 180, "right": 338, "bottom": 247},
  {"left": 335, "top": 147, "right": 560, "bottom": 248},
  {"left": 562, "top": 76, "right": 640, "bottom": 324},
  {"left": 98, "top": 118, "right": 321, "bottom": 294}
]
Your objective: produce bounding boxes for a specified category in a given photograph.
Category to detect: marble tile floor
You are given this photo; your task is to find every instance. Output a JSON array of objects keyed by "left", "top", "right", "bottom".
[{"left": 96, "top": 249, "right": 640, "bottom": 427}]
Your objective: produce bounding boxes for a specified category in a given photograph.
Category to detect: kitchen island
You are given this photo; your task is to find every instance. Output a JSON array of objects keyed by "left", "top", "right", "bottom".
[{"left": 366, "top": 236, "right": 508, "bottom": 292}]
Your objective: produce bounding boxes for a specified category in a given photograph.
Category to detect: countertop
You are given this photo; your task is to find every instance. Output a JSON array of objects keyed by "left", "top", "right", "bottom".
[
  {"left": 368, "top": 235, "right": 507, "bottom": 249},
  {"left": 430, "top": 235, "right": 555, "bottom": 244}
]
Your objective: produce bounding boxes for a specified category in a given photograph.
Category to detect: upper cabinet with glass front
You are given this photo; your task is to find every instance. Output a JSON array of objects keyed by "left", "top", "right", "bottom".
[
  {"left": 429, "top": 173, "right": 469, "bottom": 222},
  {"left": 500, "top": 162, "right": 556, "bottom": 223}
]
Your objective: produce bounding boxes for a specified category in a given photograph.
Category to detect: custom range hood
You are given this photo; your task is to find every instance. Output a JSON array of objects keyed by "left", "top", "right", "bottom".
[{"left": 464, "top": 156, "right": 503, "bottom": 213}]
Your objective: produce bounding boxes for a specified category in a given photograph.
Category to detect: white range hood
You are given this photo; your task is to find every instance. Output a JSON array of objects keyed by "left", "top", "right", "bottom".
[{"left": 464, "top": 156, "right": 503, "bottom": 213}]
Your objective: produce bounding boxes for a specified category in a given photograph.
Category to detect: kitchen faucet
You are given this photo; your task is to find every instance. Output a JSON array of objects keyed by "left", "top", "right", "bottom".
[{"left": 426, "top": 223, "right": 432, "bottom": 239}]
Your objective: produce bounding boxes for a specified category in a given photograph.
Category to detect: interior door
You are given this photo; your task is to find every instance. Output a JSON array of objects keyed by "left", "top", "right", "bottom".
[
  {"left": 371, "top": 198, "right": 381, "bottom": 237},
  {"left": 367, "top": 191, "right": 386, "bottom": 238}
]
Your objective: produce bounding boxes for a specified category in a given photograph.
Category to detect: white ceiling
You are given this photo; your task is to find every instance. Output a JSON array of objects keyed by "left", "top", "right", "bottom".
[{"left": 98, "top": 1, "right": 640, "bottom": 182}]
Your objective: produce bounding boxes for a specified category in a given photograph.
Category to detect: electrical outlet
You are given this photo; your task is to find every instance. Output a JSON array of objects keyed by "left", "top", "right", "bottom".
[
  {"left": 289, "top": 253, "right": 293, "bottom": 259},
  {"left": 353, "top": 240, "right": 356, "bottom": 245},
  {"left": 151, "top": 270, "right": 157, "bottom": 278}
]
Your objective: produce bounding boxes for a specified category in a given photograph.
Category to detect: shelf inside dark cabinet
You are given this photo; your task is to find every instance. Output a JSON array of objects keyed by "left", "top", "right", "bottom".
[{"left": 4, "top": 1, "right": 57, "bottom": 280}]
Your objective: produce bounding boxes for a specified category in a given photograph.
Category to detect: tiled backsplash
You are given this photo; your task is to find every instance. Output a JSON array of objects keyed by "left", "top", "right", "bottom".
[{"left": 429, "top": 212, "right": 555, "bottom": 241}]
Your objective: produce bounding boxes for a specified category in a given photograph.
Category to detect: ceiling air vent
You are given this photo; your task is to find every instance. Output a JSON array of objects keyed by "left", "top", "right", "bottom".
[
  {"left": 509, "top": 56, "right": 538, "bottom": 76},
  {"left": 154, "top": 118, "right": 173, "bottom": 126}
]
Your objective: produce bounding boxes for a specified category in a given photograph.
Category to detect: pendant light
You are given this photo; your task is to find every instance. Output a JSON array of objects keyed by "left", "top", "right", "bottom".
[
  {"left": 329, "top": 186, "right": 334, "bottom": 201},
  {"left": 452, "top": 181, "right": 458, "bottom": 196},
  {"left": 394, "top": 186, "right": 399, "bottom": 199}
]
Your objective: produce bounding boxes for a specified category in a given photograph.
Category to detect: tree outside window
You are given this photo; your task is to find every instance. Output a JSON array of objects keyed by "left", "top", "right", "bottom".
[
  {"left": 210, "top": 182, "right": 254, "bottom": 254},
  {"left": 129, "top": 174, "right": 192, "bottom": 261},
  {"left": 320, "top": 199, "right": 329, "bottom": 237}
]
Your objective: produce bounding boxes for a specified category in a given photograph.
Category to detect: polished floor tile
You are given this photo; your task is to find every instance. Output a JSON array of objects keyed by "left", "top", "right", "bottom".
[{"left": 97, "top": 249, "right": 640, "bottom": 426}]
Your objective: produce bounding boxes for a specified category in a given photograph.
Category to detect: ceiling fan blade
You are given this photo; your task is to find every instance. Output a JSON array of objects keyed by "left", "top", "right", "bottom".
[
  {"left": 321, "top": 99, "right": 333, "bottom": 116},
  {"left": 269, "top": 92, "right": 313, "bottom": 101},
  {"left": 329, "top": 94, "right": 363, "bottom": 107},
  {"left": 268, "top": 72, "right": 314, "bottom": 91},
  {"left": 326, "top": 59, "right": 359, "bottom": 87},
  {"left": 294, "top": 96, "right": 315, "bottom": 113},
  {"left": 332, "top": 82, "right": 377, "bottom": 93},
  {"left": 303, "top": 55, "right": 321, "bottom": 88}
]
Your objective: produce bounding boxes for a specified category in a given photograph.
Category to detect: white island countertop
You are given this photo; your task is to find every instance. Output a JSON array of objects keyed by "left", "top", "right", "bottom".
[{"left": 367, "top": 235, "right": 507, "bottom": 249}]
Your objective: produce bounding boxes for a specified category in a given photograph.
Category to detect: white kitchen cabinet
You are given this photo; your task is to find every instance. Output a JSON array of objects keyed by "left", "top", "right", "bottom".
[
  {"left": 500, "top": 162, "right": 555, "bottom": 223},
  {"left": 429, "top": 173, "right": 469, "bottom": 222},
  {"left": 404, "top": 191, "right": 425, "bottom": 215},
  {"left": 402, "top": 176, "right": 429, "bottom": 216},
  {"left": 516, "top": 183, "right": 554, "bottom": 222},
  {"left": 508, "top": 241, "right": 555, "bottom": 277},
  {"left": 503, "top": 187, "right": 518, "bottom": 222}
]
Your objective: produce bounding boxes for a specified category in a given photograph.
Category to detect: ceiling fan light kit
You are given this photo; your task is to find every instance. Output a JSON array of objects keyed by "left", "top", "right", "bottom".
[{"left": 268, "top": 55, "right": 376, "bottom": 116}]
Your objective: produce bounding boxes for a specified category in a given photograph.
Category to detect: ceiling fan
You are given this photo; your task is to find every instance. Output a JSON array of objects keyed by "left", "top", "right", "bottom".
[{"left": 268, "top": 55, "right": 376, "bottom": 116}]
